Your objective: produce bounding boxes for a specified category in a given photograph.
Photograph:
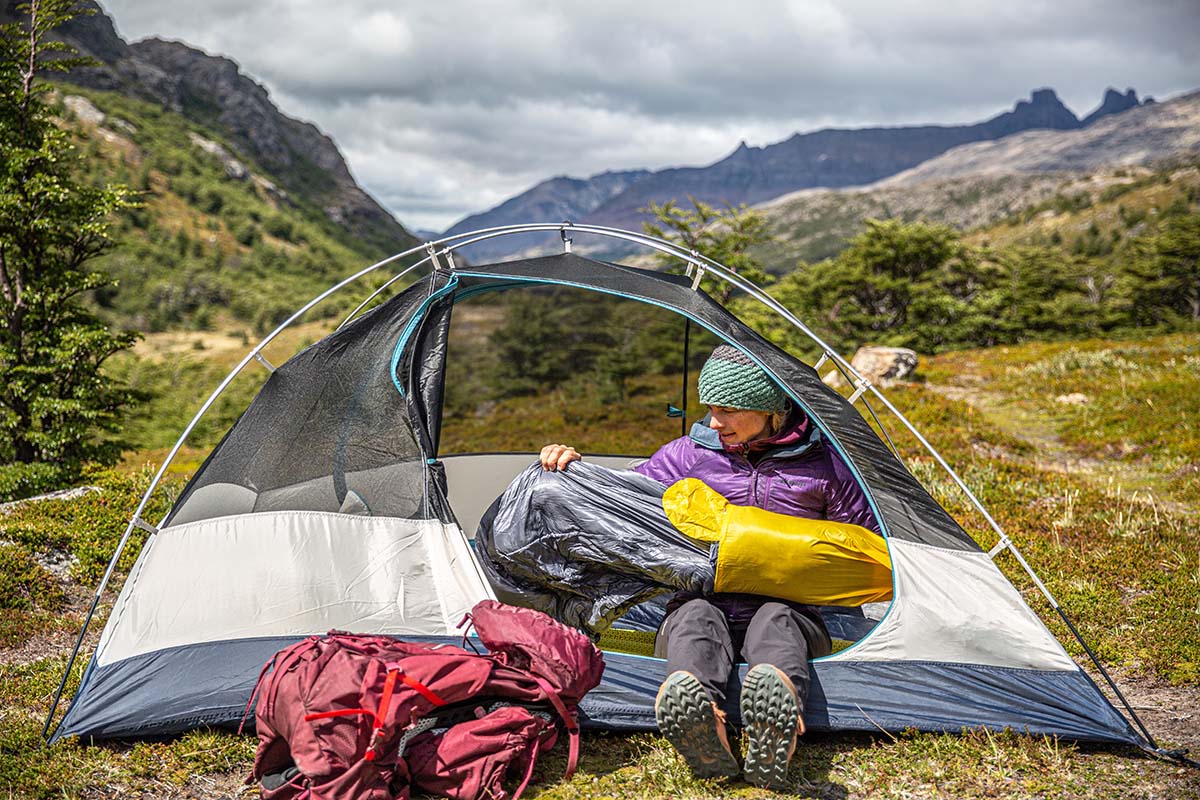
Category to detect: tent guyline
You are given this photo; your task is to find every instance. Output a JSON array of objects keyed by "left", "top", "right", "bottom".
[{"left": 40, "top": 223, "right": 1179, "bottom": 765}]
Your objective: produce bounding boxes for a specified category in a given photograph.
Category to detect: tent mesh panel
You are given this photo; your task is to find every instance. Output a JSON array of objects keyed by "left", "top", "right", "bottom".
[{"left": 167, "top": 277, "right": 450, "bottom": 525}]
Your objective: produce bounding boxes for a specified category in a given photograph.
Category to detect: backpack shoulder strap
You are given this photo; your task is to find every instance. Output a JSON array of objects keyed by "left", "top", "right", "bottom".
[
  {"left": 529, "top": 675, "right": 580, "bottom": 779},
  {"left": 239, "top": 635, "right": 321, "bottom": 734}
]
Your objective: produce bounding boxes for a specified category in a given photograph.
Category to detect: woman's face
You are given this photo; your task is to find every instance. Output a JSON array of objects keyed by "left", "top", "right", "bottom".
[{"left": 707, "top": 406, "right": 771, "bottom": 445}]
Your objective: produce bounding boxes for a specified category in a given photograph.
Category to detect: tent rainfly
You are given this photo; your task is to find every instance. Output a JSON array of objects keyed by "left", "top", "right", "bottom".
[{"left": 45, "top": 224, "right": 1180, "bottom": 764}]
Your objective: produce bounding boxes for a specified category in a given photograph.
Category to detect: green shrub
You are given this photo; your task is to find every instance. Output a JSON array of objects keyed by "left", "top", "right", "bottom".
[
  {"left": 0, "top": 462, "right": 74, "bottom": 503},
  {"left": 0, "top": 544, "right": 66, "bottom": 612},
  {"left": 1100, "top": 183, "right": 1133, "bottom": 202},
  {"left": 262, "top": 213, "right": 294, "bottom": 241},
  {"left": 233, "top": 221, "right": 259, "bottom": 246}
]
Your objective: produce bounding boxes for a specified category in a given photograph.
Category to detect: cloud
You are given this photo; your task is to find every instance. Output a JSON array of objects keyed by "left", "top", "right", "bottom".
[{"left": 100, "top": 0, "right": 1200, "bottom": 230}]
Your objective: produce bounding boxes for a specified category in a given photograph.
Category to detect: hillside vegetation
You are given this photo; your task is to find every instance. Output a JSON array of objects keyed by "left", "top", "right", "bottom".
[
  {"left": 753, "top": 160, "right": 1200, "bottom": 267},
  {"left": 58, "top": 85, "right": 414, "bottom": 335},
  {"left": 736, "top": 170, "right": 1199, "bottom": 360}
]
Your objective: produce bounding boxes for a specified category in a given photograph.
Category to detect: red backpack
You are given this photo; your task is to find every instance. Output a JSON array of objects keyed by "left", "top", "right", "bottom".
[{"left": 244, "top": 601, "right": 605, "bottom": 800}]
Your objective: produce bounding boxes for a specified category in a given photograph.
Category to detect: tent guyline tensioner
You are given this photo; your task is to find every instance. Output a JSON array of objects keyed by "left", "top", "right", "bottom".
[{"left": 42, "top": 223, "right": 1190, "bottom": 767}]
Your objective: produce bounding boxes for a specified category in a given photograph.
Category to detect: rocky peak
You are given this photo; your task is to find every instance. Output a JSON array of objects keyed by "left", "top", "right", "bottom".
[
  {"left": 723, "top": 140, "right": 757, "bottom": 163},
  {"left": 0, "top": 1, "right": 419, "bottom": 252},
  {"left": 982, "top": 88, "right": 1080, "bottom": 138},
  {"left": 53, "top": 0, "right": 128, "bottom": 63},
  {"left": 128, "top": 37, "right": 354, "bottom": 182},
  {"left": 1081, "top": 87, "right": 1142, "bottom": 126}
]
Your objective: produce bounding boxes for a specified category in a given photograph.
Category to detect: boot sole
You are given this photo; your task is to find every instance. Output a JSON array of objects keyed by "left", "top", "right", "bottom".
[
  {"left": 654, "top": 672, "right": 740, "bottom": 779},
  {"left": 741, "top": 664, "right": 799, "bottom": 790}
]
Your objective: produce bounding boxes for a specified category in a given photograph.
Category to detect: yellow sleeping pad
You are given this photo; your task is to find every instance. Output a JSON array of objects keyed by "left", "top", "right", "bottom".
[
  {"left": 596, "top": 627, "right": 855, "bottom": 658},
  {"left": 598, "top": 627, "right": 658, "bottom": 657},
  {"left": 662, "top": 478, "right": 894, "bottom": 607}
]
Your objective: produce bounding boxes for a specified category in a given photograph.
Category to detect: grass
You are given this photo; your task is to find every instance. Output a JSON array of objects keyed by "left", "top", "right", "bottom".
[
  {"left": 1, "top": 332, "right": 1199, "bottom": 797},
  {"left": 105, "top": 318, "right": 339, "bottom": 454}
]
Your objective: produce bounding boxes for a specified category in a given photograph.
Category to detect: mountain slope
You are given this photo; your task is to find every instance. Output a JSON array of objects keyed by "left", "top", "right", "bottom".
[
  {"left": 0, "top": 0, "right": 424, "bottom": 333},
  {"left": 753, "top": 90, "right": 1200, "bottom": 267},
  {"left": 2, "top": 0, "right": 419, "bottom": 257},
  {"left": 440, "top": 169, "right": 650, "bottom": 261},
  {"left": 445, "top": 87, "right": 1150, "bottom": 260}
]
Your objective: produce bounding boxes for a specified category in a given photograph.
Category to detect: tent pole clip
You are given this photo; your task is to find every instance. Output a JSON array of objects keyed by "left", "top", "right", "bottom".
[
  {"left": 847, "top": 377, "right": 871, "bottom": 403},
  {"left": 253, "top": 352, "right": 276, "bottom": 373},
  {"left": 690, "top": 253, "right": 705, "bottom": 291},
  {"left": 133, "top": 518, "right": 159, "bottom": 535},
  {"left": 988, "top": 536, "right": 1011, "bottom": 558},
  {"left": 426, "top": 243, "right": 446, "bottom": 272},
  {"left": 813, "top": 353, "right": 830, "bottom": 372},
  {"left": 561, "top": 221, "right": 573, "bottom": 254}
]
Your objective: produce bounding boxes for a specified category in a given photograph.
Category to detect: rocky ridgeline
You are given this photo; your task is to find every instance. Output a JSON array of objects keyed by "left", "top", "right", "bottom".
[
  {"left": 442, "top": 170, "right": 651, "bottom": 261},
  {"left": 444, "top": 85, "right": 1160, "bottom": 261},
  {"left": 879, "top": 90, "right": 1198, "bottom": 185},
  {"left": 1, "top": 0, "right": 419, "bottom": 254}
]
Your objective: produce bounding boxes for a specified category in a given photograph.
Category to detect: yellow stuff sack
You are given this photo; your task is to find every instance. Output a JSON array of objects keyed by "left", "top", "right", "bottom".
[{"left": 662, "top": 478, "right": 893, "bottom": 606}]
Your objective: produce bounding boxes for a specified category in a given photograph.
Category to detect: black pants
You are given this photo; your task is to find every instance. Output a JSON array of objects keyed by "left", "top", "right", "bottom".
[{"left": 654, "top": 597, "right": 832, "bottom": 710}]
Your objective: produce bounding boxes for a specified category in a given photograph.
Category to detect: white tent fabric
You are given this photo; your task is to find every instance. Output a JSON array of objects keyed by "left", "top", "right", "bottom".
[
  {"left": 96, "top": 511, "right": 494, "bottom": 666},
  {"left": 825, "top": 539, "right": 1076, "bottom": 670}
]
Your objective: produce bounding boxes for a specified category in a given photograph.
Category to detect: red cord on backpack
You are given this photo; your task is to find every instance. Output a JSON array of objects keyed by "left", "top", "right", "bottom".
[{"left": 304, "top": 666, "right": 448, "bottom": 762}]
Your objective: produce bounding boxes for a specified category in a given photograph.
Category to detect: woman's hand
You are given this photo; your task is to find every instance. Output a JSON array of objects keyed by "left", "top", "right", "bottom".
[{"left": 540, "top": 444, "right": 581, "bottom": 471}]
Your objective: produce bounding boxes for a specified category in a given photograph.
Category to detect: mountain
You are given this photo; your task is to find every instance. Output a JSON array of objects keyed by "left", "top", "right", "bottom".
[
  {"left": 440, "top": 169, "right": 650, "bottom": 261},
  {"left": 445, "top": 87, "right": 1150, "bottom": 260},
  {"left": 0, "top": 1, "right": 428, "bottom": 333},
  {"left": 878, "top": 90, "right": 1198, "bottom": 186},
  {"left": 1081, "top": 87, "right": 1150, "bottom": 126},
  {"left": 752, "top": 90, "right": 1200, "bottom": 267},
  {"left": 583, "top": 88, "right": 1086, "bottom": 232},
  {"left": 2, "top": 0, "right": 418, "bottom": 257}
]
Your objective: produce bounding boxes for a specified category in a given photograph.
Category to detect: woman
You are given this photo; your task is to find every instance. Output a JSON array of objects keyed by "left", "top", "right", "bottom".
[{"left": 540, "top": 345, "right": 878, "bottom": 790}]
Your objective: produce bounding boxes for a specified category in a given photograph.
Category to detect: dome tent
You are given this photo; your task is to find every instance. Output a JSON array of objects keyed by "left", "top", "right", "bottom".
[{"left": 45, "top": 224, "right": 1163, "bottom": 758}]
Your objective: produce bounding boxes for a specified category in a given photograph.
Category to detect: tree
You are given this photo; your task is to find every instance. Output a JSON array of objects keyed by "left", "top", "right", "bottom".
[
  {"left": 1126, "top": 214, "right": 1200, "bottom": 326},
  {"left": 759, "top": 220, "right": 970, "bottom": 353},
  {"left": 0, "top": 0, "right": 138, "bottom": 499},
  {"left": 642, "top": 197, "right": 774, "bottom": 305}
]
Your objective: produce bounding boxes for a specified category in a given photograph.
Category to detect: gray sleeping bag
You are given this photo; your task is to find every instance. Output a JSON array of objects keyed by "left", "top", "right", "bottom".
[{"left": 475, "top": 461, "right": 714, "bottom": 633}]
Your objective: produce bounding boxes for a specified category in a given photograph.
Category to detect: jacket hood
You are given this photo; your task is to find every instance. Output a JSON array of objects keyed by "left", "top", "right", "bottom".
[{"left": 689, "top": 414, "right": 823, "bottom": 460}]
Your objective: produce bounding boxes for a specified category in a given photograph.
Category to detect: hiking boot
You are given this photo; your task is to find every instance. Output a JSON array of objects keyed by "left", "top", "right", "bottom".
[
  {"left": 740, "top": 663, "right": 803, "bottom": 790},
  {"left": 654, "top": 670, "right": 740, "bottom": 779}
]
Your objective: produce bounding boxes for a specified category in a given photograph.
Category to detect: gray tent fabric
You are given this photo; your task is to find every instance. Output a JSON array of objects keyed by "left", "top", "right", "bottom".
[{"left": 476, "top": 462, "right": 714, "bottom": 631}]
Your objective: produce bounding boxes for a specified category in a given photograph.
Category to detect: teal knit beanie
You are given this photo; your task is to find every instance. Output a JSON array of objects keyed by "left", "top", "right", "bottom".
[{"left": 697, "top": 345, "right": 790, "bottom": 413}]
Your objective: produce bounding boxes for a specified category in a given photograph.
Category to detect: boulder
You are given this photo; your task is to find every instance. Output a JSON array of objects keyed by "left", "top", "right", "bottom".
[
  {"left": 0, "top": 485, "right": 102, "bottom": 515},
  {"left": 1054, "top": 392, "right": 1090, "bottom": 405},
  {"left": 822, "top": 346, "right": 919, "bottom": 388}
]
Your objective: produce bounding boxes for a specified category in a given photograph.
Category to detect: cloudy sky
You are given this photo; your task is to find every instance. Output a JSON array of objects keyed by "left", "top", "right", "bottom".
[{"left": 100, "top": 0, "right": 1199, "bottom": 233}]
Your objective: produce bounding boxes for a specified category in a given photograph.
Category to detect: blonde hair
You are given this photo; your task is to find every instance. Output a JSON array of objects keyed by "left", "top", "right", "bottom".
[{"left": 764, "top": 405, "right": 792, "bottom": 438}]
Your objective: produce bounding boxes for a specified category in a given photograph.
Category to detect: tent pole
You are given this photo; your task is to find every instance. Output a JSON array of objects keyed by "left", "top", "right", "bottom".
[
  {"left": 1053, "top": 603, "right": 1159, "bottom": 749},
  {"left": 680, "top": 319, "right": 691, "bottom": 438},
  {"left": 829, "top": 358, "right": 903, "bottom": 460}
]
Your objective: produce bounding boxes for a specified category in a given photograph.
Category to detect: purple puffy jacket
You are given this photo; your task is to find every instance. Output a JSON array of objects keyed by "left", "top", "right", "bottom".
[{"left": 634, "top": 415, "right": 880, "bottom": 535}]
